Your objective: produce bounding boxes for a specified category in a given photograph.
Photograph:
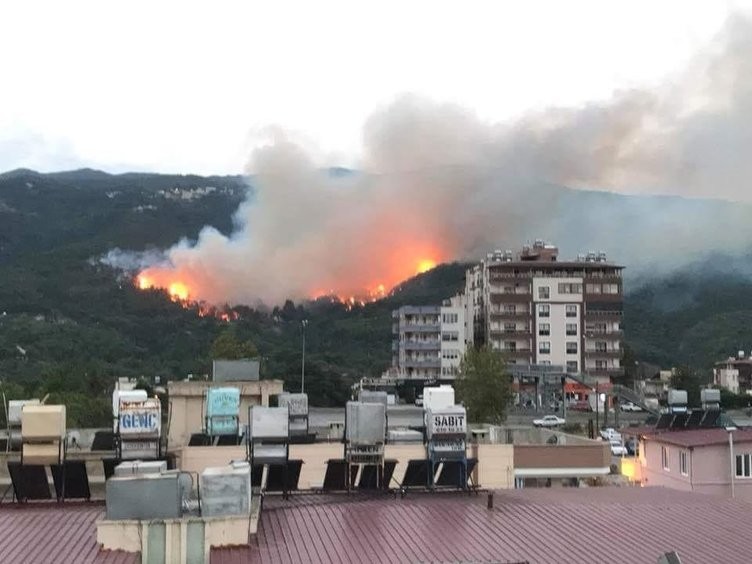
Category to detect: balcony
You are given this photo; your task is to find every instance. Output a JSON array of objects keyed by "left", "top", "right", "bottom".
[
  {"left": 489, "top": 327, "right": 532, "bottom": 337},
  {"left": 584, "top": 330, "right": 623, "bottom": 339},
  {"left": 489, "top": 309, "right": 531, "bottom": 318},
  {"left": 401, "top": 323, "right": 441, "bottom": 332},
  {"left": 403, "top": 359, "right": 441, "bottom": 369},
  {"left": 584, "top": 349, "right": 622, "bottom": 358},
  {"left": 403, "top": 341, "right": 441, "bottom": 351}
]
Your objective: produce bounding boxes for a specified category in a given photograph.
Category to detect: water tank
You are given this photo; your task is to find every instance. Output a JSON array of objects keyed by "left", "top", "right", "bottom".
[
  {"left": 118, "top": 398, "right": 161, "bottom": 439},
  {"left": 423, "top": 386, "right": 455, "bottom": 411},
  {"left": 106, "top": 472, "right": 182, "bottom": 520},
  {"left": 358, "top": 390, "right": 388, "bottom": 406},
  {"left": 668, "top": 389, "right": 688, "bottom": 406},
  {"left": 22, "top": 405, "right": 66, "bottom": 441},
  {"left": 200, "top": 461, "right": 251, "bottom": 517},
  {"left": 114, "top": 460, "right": 167, "bottom": 477},
  {"left": 112, "top": 390, "right": 147, "bottom": 428},
  {"left": 426, "top": 406, "right": 467, "bottom": 440},
  {"left": 345, "top": 401, "right": 386, "bottom": 445},
  {"left": 8, "top": 400, "right": 40, "bottom": 426},
  {"left": 206, "top": 387, "right": 240, "bottom": 435},
  {"left": 278, "top": 393, "right": 309, "bottom": 417},
  {"left": 250, "top": 407, "right": 289, "bottom": 439},
  {"left": 701, "top": 389, "right": 721, "bottom": 410}
]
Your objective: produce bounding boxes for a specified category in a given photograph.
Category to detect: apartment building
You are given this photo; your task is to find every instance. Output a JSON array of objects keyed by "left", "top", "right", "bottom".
[
  {"left": 468, "top": 241, "right": 624, "bottom": 382},
  {"left": 714, "top": 352, "right": 752, "bottom": 395},
  {"left": 391, "top": 296, "right": 467, "bottom": 380}
]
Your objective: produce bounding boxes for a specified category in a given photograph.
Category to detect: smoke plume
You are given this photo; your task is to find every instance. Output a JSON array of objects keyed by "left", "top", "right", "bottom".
[{"left": 121, "top": 14, "right": 752, "bottom": 305}]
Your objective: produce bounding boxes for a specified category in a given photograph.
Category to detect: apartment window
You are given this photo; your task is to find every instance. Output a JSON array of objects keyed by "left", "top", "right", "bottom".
[
  {"left": 538, "top": 286, "right": 550, "bottom": 299},
  {"left": 442, "top": 313, "right": 458, "bottom": 324},
  {"left": 504, "top": 341, "right": 517, "bottom": 352},
  {"left": 566, "top": 342, "right": 578, "bottom": 355},
  {"left": 558, "top": 283, "right": 583, "bottom": 294},
  {"left": 736, "top": 454, "right": 752, "bottom": 478},
  {"left": 442, "top": 332, "right": 459, "bottom": 342},
  {"left": 539, "top": 341, "right": 551, "bottom": 354},
  {"left": 680, "top": 451, "right": 689, "bottom": 476},
  {"left": 539, "top": 304, "right": 550, "bottom": 318},
  {"left": 595, "top": 341, "right": 607, "bottom": 352},
  {"left": 603, "top": 283, "right": 619, "bottom": 294},
  {"left": 540, "top": 360, "right": 551, "bottom": 366},
  {"left": 662, "top": 446, "right": 669, "bottom": 471},
  {"left": 504, "top": 323, "right": 516, "bottom": 333},
  {"left": 503, "top": 305, "right": 516, "bottom": 314},
  {"left": 566, "top": 305, "right": 577, "bottom": 317},
  {"left": 586, "top": 283, "right": 602, "bottom": 294},
  {"left": 566, "top": 323, "right": 577, "bottom": 336},
  {"left": 595, "top": 360, "right": 608, "bottom": 369},
  {"left": 539, "top": 323, "right": 550, "bottom": 336},
  {"left": 566, "top": 361, "right": 578, "bottom": 372}
]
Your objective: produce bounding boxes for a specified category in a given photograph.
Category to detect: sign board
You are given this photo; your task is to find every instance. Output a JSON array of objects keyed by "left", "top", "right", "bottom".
[
  {"left": 278, "top": 393, "right": 308, "bottom": 417},
  {"left": 119, "top": 440, "right": 160, "bottom": 461},
  {"left": 426, "top": 407, "right": 466, "bottom": 439},
  {"left": 118, "top": 398, "right": 161, "bottom": 438}
]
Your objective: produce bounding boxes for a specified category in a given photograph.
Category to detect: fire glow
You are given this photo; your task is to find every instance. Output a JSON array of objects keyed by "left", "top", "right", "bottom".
[{"left": 135, "top": 254, "right": 440, "bottom": 310}]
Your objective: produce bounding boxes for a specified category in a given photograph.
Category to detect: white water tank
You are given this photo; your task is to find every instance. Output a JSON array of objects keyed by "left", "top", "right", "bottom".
[
  {"left": 200, "top": 461, "right": 251, "bottom": 517},
  {"left": 423, "top": 385, "right": 455, "bottom": 411},
  {"left": 112, "top": 390, "right": 147, "bottom": 431}
]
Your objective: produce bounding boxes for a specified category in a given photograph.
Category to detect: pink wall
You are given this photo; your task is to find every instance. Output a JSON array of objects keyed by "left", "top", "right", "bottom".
[{"left": 642, "top": 438, "right": 752, "bottom": 502}]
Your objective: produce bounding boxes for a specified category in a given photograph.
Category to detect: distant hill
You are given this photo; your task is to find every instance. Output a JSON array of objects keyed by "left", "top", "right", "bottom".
[{"left": 1, "top": 168, "right": 751, "bottom": 418}]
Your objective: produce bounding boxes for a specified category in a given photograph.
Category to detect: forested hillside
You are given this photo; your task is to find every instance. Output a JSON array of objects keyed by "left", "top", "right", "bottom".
[{"left": 2, "top": 168, "right": 751, "bottom": 424}]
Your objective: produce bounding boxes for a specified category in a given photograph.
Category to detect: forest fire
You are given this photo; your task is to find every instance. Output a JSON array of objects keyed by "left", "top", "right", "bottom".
[{"left": 134, "top": 253, "right": 441, "bottom": 312}]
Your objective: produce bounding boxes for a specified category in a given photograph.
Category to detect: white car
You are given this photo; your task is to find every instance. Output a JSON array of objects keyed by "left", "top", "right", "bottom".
[
  {"left": 533, "top": 415, "right": 566, "bottom": 428},
  {"left": 621, "top": 402, "right": 643, "bottom": 412},
  {"left": 609, "top": 440, "right": 627, "bottom": 456},
  {"left": 600, "top": 427, "right": 622, "bottom": 441}
]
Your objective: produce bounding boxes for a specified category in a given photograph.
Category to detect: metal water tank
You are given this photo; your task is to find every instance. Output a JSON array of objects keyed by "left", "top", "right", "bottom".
[{"left": 200, "top": 461, "right": 252, "bottom": 517}]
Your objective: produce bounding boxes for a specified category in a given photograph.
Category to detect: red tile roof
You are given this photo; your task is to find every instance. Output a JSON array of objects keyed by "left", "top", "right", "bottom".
[
  {"left": 0, "top": 502, "right": 137, "bottom": 564},
  {"left": 211, "top": 488, "right": 752, "bottom": 564},
  {"left": 642, "top": 428, "right": 752, "bottom": 448}
]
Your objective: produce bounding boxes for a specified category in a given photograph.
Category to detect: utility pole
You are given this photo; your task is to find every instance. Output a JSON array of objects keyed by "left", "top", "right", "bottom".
[
  {"left": 301, "top": 320, "right": 308, "bottom": 394},
  {"left": 728, "top": 426, "right": 737, "bottom": 498}
]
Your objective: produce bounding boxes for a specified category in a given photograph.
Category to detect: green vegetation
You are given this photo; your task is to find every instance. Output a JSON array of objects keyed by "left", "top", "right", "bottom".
[
  {"left": 3, "top": 169, "right": 752, "bottom": 426},
  {"left": 455, "top": 346, "right": 512, "bottom": 424}
]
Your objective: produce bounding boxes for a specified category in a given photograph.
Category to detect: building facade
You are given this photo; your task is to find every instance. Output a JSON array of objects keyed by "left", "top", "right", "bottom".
[
  {"left": 468, "top": 241, "right": 624, "bottom": 382},
  {"left": 636, "top": 428, "right": 752, "bottom": 503},
  {"left": 391, "top": 296, "right": 467, "bottom": 380},
  {"left": 713, "top": 352, "right": 752, "bottom": 395}
]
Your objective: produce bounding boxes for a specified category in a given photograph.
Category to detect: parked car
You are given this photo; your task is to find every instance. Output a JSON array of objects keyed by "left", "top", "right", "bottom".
[
  {"left": 600, "top": 427, "right": 622, "bottom": 441},
  {"left": 533, "top": 415, "right": 566, "bottom": 428},
  {"left": 621, "top": 402, "right": 643, "bottom": 412},
  {"left": 415, "top": 395, "right": 423, "bottom": 407},
  {"left": 609, "top": 440, "right": 627, "bottom": 456}
]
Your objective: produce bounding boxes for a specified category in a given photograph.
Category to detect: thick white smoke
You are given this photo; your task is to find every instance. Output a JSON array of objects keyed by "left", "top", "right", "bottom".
[{"left": 122, "top": 14, "right": 752, "bottom": 305}]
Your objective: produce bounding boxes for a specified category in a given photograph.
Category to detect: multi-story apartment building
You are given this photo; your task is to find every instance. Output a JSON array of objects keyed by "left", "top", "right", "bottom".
[
  {"left": 392, "top": 296, "right": 467, "bottom": 381},
  {"left": 469, "top": 241, "right": 624, "bottom": 383},
  {"left": 714, "top": 352, "right": 752, "bottom": 395}
]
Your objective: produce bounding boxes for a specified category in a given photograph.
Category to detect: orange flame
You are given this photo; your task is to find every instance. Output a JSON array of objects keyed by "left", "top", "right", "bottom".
[{"left": 416, "top": 259, "right": 436, "bottom": 274}]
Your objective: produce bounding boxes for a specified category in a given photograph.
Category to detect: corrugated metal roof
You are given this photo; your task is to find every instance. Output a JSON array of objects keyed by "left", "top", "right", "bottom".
[
  {"left": 0, "top": 502, "right": 137, "bottom": 564},
  {"left": 643, "top": 428, "right": 752, "bottom": 447},
  {"left": 212, "top": 488, "right": 752, "bottom": 564}
]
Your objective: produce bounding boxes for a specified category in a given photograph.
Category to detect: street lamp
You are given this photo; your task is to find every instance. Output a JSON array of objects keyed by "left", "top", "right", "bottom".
[{"left": 301, "top": 320, "right": 308, "bottom": 393}]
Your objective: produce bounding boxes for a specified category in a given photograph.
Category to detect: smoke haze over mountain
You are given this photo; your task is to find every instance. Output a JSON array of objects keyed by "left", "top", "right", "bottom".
[{"left": 111, "top": 14, "right": 752, "bottom": 305}]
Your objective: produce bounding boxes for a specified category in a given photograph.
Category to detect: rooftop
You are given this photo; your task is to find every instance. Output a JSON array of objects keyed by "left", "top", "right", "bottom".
[
  {"left": 642, "top": 427, "right": 752, "bottom": 448},
  {"left": 4, "top": 487, "right": 752, "bottom": 563}
]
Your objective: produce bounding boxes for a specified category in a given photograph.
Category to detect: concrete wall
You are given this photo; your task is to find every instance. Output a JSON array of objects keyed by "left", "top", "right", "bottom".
[
  {"left": 173, "top": 443, "right": 515, "bottom": 490},
  {"left": 167, "top": 380, "right": 284, "bottom": 448},
  {"left": 514, "top": 444, "right": 610, "bottom": 473}
]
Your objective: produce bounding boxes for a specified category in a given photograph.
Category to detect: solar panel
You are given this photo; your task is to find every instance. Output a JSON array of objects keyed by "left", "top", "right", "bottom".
[
  {"left": 435, "top": 458, "right": 478, "bottom": 488},
  {"left": 102, "top": 458, "right": 120, "bottom": 480},
  {"left": 655, "top": 414, "right": 672, "bottom": 429},
  {"left": 91, "top": 431, "right": 115, "bottom": 451},
  {"left": 701, "top": 410, "right": 721, "bottom": 428},
  {"left": 266, "top": 460, "right": 303, "bottom": 492},
  {"left": 685, "top": 410, "right": 704, "bottom": 429},
  {"left": 51, "top": 461, "right": 91, "bottom": 501},
  {"left": 322, "top": 459, "right": 357, "bottom": 491},
  {"left": 188, "top": 433, "right": 211, "bottom": 446},
  {"left": 7, "top": 462, "right": 51, "bottom": 501},
  {"left": 401, "top": 459, "right": 430, "bottom": 488},
  {"left": 670, "top": 413, "right": 689, "bottom": 429}
]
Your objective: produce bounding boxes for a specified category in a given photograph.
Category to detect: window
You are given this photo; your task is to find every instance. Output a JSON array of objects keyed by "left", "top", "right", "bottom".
[
  {"left": 504, "top": 341, "right": 517, "bottom": 352},
  {"left": 502, "top": 286, "right": 514, "bottom": 294},
  {"left": 504, "top": 323, "right": 516, "bottom": 333},
  {"left": 539, "top": 304, "right": 550, "bottom": 318},
  {"left": 538, "top": 286, "right": 550, "bottom": 299},
  {"left": 540, "top": 360, "right": 551, "bottom": 366},
  {"left": 442, "top": 332, "right": 459, "bottom": 342},
  {"left": 503, "top": 305, "right": 516, "bottom": 314},
  {"left": 662, "top": 446, "right": 669, "bottom": 471},
  {"left": 558, "top": 283, "right": 583, "bottom": 294},
  {"left": 595, "top": 360, "right": 608, "bottom": 369},
  {"left": 566, "top": 323, "right": 577, "bottom": 336},
  {"left": 736, "top": 454, "right": 752, "bottom": 478},
  {"left": 680, "top": 451, "right": 689, "bottom": 476},
  {"left": 603, "top": 283, "right": 619, "bottom": 294},
  {"left": 566, "top": 361, "right": 578, "bottom": 372},
  {"left": 539, "top": 323, "right": 550, "bottom": 336},
  {"left": 539, "top": 341, "right": 551, "bottom": 354},
  {"left": 586, "top": 283, "right": 602, "bottom": 294},
  {"left": 566, "top": 305, "right": 577, "bottom": 317},
  {"left": 442, "top": 313, "right": 458, "bottom": 324},
  {"left": 566, "top": 342, "right": 578, "bottom": 354},
  {"left": 595, "top": 341, "right": 607, "bottom": 352}
]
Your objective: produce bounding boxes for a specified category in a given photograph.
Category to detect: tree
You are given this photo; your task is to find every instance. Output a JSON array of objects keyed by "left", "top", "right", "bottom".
[
  {"left": 455, "top": 346, "right": 512, "bottom": 424},
  {"left": 210, "top": 328, "right": 258, "bottom": 360}
]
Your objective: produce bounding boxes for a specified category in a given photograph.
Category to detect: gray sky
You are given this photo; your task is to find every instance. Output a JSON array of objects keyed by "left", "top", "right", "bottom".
[{"left": 0, "top": 0, "right": 747, "bottom": 175}]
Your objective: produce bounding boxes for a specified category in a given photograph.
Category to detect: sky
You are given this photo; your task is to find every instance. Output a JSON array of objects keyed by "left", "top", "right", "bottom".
[{"left": 0, "top": 0, "right": 749, "bottom": 175}]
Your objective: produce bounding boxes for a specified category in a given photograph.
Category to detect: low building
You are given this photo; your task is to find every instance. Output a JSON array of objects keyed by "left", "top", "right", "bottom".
[
  {"left": 636, "top": 428, "right": 752, "bottom": 502},
  {"left": 714, "top": 352, "right": 752, "bottom": 394},
  {"left": 167, "top": 379, "right": 284, "bottom": 447},
  {"left": 391, "top": 296, "right": 468, "bottom": 381}
]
